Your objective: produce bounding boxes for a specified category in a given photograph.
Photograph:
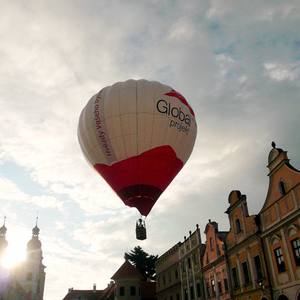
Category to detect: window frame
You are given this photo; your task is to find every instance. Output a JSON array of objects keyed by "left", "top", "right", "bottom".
[
  {"left": 291, "top": 238, "right": 300, "bottom": 266},
  {"left": 231, "top": 267, "right": 240, "bottom": 289},
  {"left": 274, "top": 247, "right": 286, "bottom": 273},
  {"left": 241, "top": 261, "right": 251, "bottom": 286}
]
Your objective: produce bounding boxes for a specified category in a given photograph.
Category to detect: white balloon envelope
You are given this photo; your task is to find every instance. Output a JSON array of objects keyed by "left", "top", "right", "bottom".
[{"left": 78, "top": 79, "right": 197, "bottom": 216}]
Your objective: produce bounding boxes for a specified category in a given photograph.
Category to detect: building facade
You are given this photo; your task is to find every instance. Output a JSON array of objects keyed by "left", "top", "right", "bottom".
[
  {"left": 225, "top": 191, "right": 271, "bottom": 300},
  {"left": 156, "top": 143, "right": 300, "bottom": 300},
  {"left": 63, "top": 260, "right": 156, "bottom": 300},
  {"left": 0, "top": 221, "right": 46, "bottom": 300},
  {"left": 156, "top": 243, "right": 182, "bottom": 300},
  {"left": 202, "top": 220, "right": 229, "bottom": 300},
  {"left": 156, "top": 225, "right": 205, "bottom": 300},
  {"left": 258, "top": 144, "right": 300, "bottom": 300}
]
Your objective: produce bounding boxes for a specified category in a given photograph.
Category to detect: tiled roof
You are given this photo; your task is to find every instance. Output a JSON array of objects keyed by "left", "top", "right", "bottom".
[
  {"left": 62, "top": 289, "right": 104, "bottom": 300},
  {"left": 111, "top": 260, "right": 143, "bottom": 280}
]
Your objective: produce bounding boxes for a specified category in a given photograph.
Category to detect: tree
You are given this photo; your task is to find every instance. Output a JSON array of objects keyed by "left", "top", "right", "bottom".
[{"left": 124, "top": 246, "right": 158, "bottom": 281}]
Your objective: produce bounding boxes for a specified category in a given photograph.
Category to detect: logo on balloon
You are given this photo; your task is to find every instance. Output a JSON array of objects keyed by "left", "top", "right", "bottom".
[{"left": 156, "top": 99, "right": 191, "bottom": 134}]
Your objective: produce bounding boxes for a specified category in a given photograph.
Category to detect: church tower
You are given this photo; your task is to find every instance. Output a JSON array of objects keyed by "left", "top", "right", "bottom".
[
  {"left": 0, "top": 217, "right": 8, "bottom": 258},
  {"left": 23, "top": 219, "right": 46, "bottom": 300}
]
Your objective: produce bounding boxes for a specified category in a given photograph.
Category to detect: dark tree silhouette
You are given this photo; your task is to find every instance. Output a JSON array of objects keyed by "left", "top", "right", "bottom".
[{"left": 124, "top": 246, "right": 158, "bottom": 280}]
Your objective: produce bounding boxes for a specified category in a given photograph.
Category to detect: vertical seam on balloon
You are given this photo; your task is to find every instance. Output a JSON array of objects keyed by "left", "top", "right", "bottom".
[
  {"left": 135, "top": 80, "right": 140, "bottom": 199},
  {"left": 119, "top": 83, "right": 127, "bottom": 161},
  {"left": 149, "top": 81, "right": 156, "bottom": 152},
  {"left": 161, "top": 86, "right": 175, "bottom": 191}
]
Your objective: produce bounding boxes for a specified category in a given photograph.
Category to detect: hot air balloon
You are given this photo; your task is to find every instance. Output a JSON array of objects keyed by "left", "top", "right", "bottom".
[{"left": 78, "top": 79, "right": 197, "bottom": 240}]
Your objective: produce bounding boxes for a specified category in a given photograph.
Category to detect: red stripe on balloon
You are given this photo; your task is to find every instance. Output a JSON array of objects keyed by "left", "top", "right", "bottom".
[
  {"left": 94, "top": 145, "right": 183, "bottom": 216},
  {"left": 165, "top": 89, "right": 195, "bottom": 116}
]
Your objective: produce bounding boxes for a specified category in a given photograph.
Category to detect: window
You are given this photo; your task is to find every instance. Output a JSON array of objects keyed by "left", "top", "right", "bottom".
[
  {"left": 206, "top": 282, "right": 210, "bottom": 298},
  {"left": 218, "top": 281, "right": 222, "bottom": 294},
  {"left": 291, "top": 238, "right": 300, "bottom": 266},
  {"left": 163, "top": 275, "right": 166, "bottom": 286},
  {"left": 196, "top": 283, "right": 201, "bottom": 297},
  {"left": 242, "top": 261, "right": 250, "bottom": 285},
  {"left": 210, "top": 237, "right": 214, "bottom": 250},
  {"left": 175, "top": 269, "right": 178, "bottom": 279},
  {"left": 176, "top": 293, "right": 180, "bottom": 300},
  {"left": 232, "top": 267, "right": 240, "bottom": 289},
  {"left": 254, "top": 255, "right": 263, "bottom": 281},
  {"left": 130, "top": 286, "right": 136, "bottom": 296},
  {"left": 188, "top": 257, "right": 191, "bottom": 269},
  {"left": 274, "top": 247, "right": 286, "bottom": 273},
  {"left": 224, "top": 278, "right": 228, "bottom": 291},
  {"left": 184, "top": 288, "right": 188, "bottom": 300},
  {"left": 190, "top": 286, "right": 194, "bottom": 299},
  {"left": 119, "top": 286, "right": 125, "bottom": 296},
  {"left": 193, "top": 253, "right": 198, "bottom": 265},
  {"left": 211, "top": 279, "right": 215, "bottom": 296},
  {"left": 279, "top": 181, "right": 287, "bottom": 196},
  {"left": 235, "top": 219, "right": 242, "bottom": 233},
  {"left": 26, "top": 272, "right": 32, "bottom": 281},
  {"left": 170, "top": 296, "right": 173, "bottom": 300}
]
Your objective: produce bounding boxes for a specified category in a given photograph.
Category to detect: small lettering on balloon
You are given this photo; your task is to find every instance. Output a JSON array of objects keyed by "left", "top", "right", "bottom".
[
  {"left": 169, "top": 120, "right": 190, "bottom": 134},
  {"left": 94, "top": 96, "right": 112, "bottom": 157}
]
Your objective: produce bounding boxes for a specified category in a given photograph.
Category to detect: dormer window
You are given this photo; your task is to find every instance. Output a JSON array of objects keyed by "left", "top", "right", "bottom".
[
  {"left": 279, "top": 181, "right": 287, "bottom": 196},
  {"left": 235, "top": 219, "right": 242, "bottom": 234}
]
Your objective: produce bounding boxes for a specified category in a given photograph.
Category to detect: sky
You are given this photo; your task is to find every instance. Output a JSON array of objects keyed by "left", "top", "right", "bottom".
[{"left": 0, "top": 1, "right": 300, "bottom": 299}]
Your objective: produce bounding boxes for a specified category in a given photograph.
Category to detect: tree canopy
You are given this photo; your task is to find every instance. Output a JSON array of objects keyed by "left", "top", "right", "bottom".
[{"left": 124, "top": 246, "right": 158, "bottom": 281}]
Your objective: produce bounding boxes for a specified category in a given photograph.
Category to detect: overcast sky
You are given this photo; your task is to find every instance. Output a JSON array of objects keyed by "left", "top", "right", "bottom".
[{"left": 1, "top": 1, "right": 300, "bottom": 299}]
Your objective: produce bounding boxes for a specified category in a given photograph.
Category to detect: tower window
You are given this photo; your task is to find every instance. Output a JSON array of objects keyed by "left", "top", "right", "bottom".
[
  {"left": 274, "top": 247, "right": 286, "bottom": 273},
  {"left": 210, "top": 237, "right": 214, "bottom": 250},
  {"left": 235, "top": 219, "right": 242, "bottom": 234},
  {"left": 279, "top": 181, "right": 287, "bottom": 196},
  {"left": 291, "top": 238, "right": 300, "bottom": 266},
  {"left": 26, "top": 272, "right": 32, "bottom": 281}
]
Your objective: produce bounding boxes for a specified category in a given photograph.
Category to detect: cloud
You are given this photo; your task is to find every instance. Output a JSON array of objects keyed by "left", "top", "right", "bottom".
[
  {"left": 264, "top": 62, "right": 300, "bottom": 82},
  {"left": 1, "top": 1, "right": 300, "bottom": 300},
  {"left": 0, "top": 177, "right": 62, "bottom": 209}
]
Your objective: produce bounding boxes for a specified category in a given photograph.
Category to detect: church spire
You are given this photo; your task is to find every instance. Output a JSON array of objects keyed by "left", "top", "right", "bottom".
[
  {"left": 32, "top": 215, "right": 40, "bottom": 237},
  {"left": 0, "top": 216, "right": 8, "bottom": 256},
  {"left": 0, "top": 216, "right": 7, "bottom": 236},
  {"left": 27, "top": 217, "right": 42, "bottom": 253}
]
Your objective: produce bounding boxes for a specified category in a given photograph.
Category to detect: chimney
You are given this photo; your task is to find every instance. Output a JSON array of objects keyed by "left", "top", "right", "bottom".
[{"left": 93, "top": 283, "right": 96, "bottom": 292}]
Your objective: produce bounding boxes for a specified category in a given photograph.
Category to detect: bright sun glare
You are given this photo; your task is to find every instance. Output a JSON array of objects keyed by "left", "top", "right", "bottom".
[{"left": 1, "top": 234, "right": 27, "bottom": 269}]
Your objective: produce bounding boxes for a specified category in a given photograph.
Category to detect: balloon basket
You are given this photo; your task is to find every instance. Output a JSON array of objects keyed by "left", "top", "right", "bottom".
[{"left": 136, "top": 218, "right": 147, "bottom": 240}]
